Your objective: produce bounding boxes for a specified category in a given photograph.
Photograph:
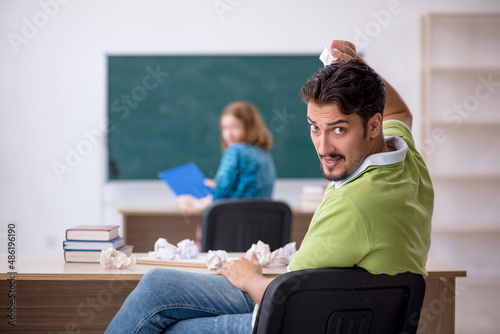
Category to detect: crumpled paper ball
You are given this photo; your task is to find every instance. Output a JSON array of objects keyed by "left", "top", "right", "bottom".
[
  {"left": 206, "top": 250, "right": 228, "bottom": 270},
  {"left": 245, "top": 241, "right": 297, "bottom": 267},
  {"left": 100, "top": 248, "right": 136, "bottom": 269},
  {"left": 273, "top": 241, "right": 297, "bottom": 265},
  {"left": 319, "top": 45, "right": 336, "bottom": 66},
  {"left": 177, "top": 239, "right": 199, "bottom": 259},
  {"left": 148, "top": 238, "right": 178, "bottom": 260},
  {"left": 245, "top": 240, "right": 276, "bottom": 267}
]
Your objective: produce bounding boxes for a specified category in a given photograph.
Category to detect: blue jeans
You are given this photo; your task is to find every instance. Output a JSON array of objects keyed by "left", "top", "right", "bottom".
[{"left": 105, "top": 268, "right": 255, "bottom": 333}]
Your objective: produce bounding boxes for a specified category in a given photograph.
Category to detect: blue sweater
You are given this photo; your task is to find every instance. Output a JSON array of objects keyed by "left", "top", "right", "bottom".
[{"left": 212, "top": 143, "right": 276, "bottom": 200}]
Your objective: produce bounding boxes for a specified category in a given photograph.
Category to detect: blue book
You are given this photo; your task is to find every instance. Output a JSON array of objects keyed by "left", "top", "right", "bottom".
[
  {"left": 64, "top": 244, "right": 133, "bottom": 263},
  {"left": 158, "top": 162, "right": 213, "bottom": 199},
  {"left": 63, "top": 236, "right": 125, "bottom": 251}
]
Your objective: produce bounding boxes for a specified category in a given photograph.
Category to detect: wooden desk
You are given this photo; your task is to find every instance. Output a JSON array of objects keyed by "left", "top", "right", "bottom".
[
  {"left": 119, "top": 204, "right": 315, "bottom": 252},
  {"left": 0, "top": 255, "right": 465, "bottom": 333}
]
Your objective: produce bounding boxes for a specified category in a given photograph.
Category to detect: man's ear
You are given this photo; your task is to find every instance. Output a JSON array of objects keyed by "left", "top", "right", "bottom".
[{"left": 367, "top": 113, "right": 383, "bottom": 139}]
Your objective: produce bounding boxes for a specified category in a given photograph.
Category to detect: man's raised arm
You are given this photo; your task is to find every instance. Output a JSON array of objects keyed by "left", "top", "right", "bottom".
[{"left": 329, "top": 40, "right": 413, "bottom": 129}]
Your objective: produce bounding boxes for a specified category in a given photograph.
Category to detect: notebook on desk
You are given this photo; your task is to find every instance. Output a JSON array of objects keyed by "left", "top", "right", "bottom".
[{"left": 158, "top": 162, "right": 213, "bottom": 199}]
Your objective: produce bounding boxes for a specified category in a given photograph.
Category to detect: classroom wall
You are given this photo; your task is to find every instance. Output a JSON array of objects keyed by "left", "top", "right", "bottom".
[{"left": 1, "top": 0, "right": 498, "bottom": 259}]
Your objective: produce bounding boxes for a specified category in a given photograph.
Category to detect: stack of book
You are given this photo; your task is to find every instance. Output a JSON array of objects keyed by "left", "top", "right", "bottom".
[{"left": 63, "top": 225, "right": 133, "bottom": 263}]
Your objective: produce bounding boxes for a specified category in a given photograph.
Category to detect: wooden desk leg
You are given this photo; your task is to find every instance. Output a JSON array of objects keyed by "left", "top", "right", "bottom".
[{"left": 418, "top": 277, "right": 457, "bottom": 334}]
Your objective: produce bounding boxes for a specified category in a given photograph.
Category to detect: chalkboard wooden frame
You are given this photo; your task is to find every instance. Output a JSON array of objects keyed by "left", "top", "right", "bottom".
[{"left": 107, "top": 55, "right": 323, "bottom": 180}]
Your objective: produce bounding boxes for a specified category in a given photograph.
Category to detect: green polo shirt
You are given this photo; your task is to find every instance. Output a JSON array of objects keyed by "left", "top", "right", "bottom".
[{"left": 288, "top": 120, "right": 433, "bottom": 277}]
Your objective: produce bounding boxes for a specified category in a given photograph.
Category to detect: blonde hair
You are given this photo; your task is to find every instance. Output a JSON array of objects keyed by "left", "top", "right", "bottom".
[{"left": 220, "top": 101, "right": 273, "bottom": 151}]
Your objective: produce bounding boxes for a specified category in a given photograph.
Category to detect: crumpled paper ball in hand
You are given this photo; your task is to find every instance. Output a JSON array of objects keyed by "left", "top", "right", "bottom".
[
  {"left": 206, "top": 250, "right": 228, "bottom": 270},
  {"left": 319, "top": 45, "right": 337, "bottom": 66},
  {"left": 100, "top": 248, "right": 136, "bottom": 269}
]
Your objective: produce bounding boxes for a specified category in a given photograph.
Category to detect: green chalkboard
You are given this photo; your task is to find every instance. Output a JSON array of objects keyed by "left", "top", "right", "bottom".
[{"left": 107, "top": 55, "right": 323, "bottom": 180}]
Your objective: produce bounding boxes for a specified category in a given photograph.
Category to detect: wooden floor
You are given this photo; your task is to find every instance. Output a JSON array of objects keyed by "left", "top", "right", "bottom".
[{"left": 455, "top": 278, "right": 500, "bottom": 334}]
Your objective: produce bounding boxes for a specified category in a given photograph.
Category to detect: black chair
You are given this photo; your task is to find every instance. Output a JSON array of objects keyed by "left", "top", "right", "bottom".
[
  {"left": 253, "top": 267, "right": 426, "bottom": 334},
  {"left": 201, "top": 199, "right": 292, "bottom": 252}
]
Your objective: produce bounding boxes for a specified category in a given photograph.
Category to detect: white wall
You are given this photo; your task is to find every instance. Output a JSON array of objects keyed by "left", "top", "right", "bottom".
[{"left": 1, "top": 0, "right": 499, "bottom": 257}]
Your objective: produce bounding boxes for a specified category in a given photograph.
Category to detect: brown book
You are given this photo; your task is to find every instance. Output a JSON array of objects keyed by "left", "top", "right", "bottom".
[{"left": 66, "top": 225, "right": 119, "bottom": 241}]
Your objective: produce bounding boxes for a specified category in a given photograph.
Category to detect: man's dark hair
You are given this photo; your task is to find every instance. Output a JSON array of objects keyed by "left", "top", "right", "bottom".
[{"left": 300, "top": 60, "right": 386, "bottom": 135}]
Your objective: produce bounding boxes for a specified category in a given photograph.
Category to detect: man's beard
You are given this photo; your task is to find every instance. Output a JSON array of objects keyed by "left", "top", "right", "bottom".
[
  {"left": 319, "top": 153, "right": 349, "bottom": 182},
  {"left": 319, "top": 142, "right": 368, "bottom": 182}
]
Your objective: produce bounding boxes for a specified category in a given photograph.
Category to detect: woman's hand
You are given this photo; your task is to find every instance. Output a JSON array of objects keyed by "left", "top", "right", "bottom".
[
  {"left": 177, "top": 194, "right": 213, "bottom": 213},
  {"left": 204, "top": 178, "right": 217, "bottom": 189}
]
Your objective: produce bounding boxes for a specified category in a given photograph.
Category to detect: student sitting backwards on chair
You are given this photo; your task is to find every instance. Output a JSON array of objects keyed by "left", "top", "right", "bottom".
[{"left": 106, "top": 39, "right": 433, "bottom": 333}]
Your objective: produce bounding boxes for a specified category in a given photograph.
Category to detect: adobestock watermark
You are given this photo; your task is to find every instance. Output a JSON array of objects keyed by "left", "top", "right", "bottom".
[
  {"left": 269, "top": 106, "right": 297, "bottom": 133},
  {"left": 49, "top": 273, "right": 132, "bottom": 334},
  {"left": 353, "top": 0, "right": 410, "bottom": 49},
  {"left": 51, "top": 119, "right": 111, "bottom": 183},
  {"left": 109, "top": 65, "right": 170, "bottom": 121},
  {"left": 297, "top": 231, "right": 339, "bottom": 270},
  {"left": 51, "top": 65, "right": 169, "bottom": 183},
  {"left": 258, "top": 270, "right": 311, "bottom": 321},
  {"left": 7, "top": 0, "right": 71, "bottom": 54},
  {"left": 416, "top": 279, "right": 467, "bottom": 333},
  {"left": 213, "top": 0, "right": 244, "bottom": 21},
  {"left": 421, "top": 73, "right": 500, "bottom": 158}
]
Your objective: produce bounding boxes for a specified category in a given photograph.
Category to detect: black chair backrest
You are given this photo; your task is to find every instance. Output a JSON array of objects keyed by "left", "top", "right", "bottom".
[
  {"left": 253, "top": 267, "right": 426, "bottom": 334},
  {"left": 201, "top": 199, "right": 292, "bottom": 252}
]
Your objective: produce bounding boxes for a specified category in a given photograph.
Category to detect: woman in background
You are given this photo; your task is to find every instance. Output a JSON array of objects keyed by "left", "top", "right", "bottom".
[{"left": 177, "top": 101, "right": 276, "bottom": 212}]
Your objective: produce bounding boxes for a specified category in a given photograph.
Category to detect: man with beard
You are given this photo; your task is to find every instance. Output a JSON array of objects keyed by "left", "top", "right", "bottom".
[{"left": 106, "top": 40, "right": 433, "bottom": 333}]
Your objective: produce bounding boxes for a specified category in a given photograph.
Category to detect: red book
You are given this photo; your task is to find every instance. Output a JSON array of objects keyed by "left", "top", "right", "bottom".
[{"left": 66, "top": 225, "right": 119, "bottom": 241}]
